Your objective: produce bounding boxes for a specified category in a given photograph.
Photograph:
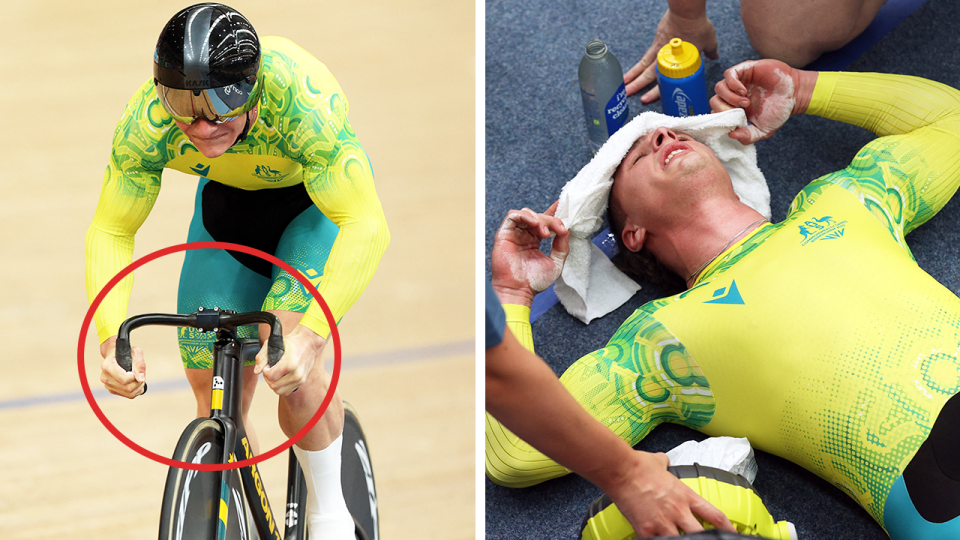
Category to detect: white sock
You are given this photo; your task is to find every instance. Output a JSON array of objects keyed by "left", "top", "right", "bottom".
[{"left": 293, "top": 435, "right": 355, "bottom": 540}]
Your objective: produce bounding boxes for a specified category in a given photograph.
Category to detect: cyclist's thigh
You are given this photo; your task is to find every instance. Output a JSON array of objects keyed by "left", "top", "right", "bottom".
[
  {"left": 262, "top": 204, "right": 339, "bottom": 315},
  {"left": 177, "top": 178, "right": 272, "bottom": 369}
]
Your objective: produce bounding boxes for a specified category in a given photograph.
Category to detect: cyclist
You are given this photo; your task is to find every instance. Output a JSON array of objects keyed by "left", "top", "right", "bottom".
[
  {"left": 486, "top": 60, "right": 960, "bottom": 538},
  {"left": 84, "top": 4, "right": 389, "bottom": 538}
]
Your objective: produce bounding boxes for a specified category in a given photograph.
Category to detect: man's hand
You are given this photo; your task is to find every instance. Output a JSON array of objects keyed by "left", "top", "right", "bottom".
[
  {"left": 99, "top": 336, "right": 147, "bottom": 399},
  {"left": 624, "top": 6, "right": 718, "bottom": 101},
  {"left": 255, "top": 324, "right": 324, "bottom": 396},
  {"left": 710, "top": 59, "right": 818, "bottom": 144},
  {"left": 490, "top": 203, "right": 570, "bottom": 307},
  {"left": 605, "top": 451, "right": 736, "bottom": 537}
]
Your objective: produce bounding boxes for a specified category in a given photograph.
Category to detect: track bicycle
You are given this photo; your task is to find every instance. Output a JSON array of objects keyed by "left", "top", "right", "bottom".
[{"left": 116, "top": 307, "right": 380, "bottom": 540}]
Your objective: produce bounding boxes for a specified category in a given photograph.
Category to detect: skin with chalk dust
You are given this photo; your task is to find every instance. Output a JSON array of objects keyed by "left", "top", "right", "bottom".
[
  {"left": 497, "top": 212, "right": 566, "bottom": 293},
  {"left": 729, "top": 61, "right": 796, "bottom": 142},
  {"left": 745, "top": 69, "right": 795, "bottom": 141}
]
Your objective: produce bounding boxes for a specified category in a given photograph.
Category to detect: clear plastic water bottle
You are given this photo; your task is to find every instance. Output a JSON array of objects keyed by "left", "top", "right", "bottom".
[
  {"left": 579, "top": 39, "right": 629, "bottom": 154},
  {"left": 656, "top": 37, "right": 710, "bottom": 117}
]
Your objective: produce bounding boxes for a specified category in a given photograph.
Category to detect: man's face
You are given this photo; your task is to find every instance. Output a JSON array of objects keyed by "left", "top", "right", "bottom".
[
  {"left": 612, "top": 126, "right": 730, "bottom": 229},
  {"left": 174, "top": 110, "right": 251, "bottom": 159}
]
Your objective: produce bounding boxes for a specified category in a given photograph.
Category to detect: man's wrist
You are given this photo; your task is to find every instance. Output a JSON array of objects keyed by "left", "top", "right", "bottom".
[
  {"left": 294, "top": 323, "right": 326, "bottom": 351},
  {"left": 667, "top": 0, "right": 708, "bottom": 22},
  {"left": 100, "top": 335, "right": 118, "bottom": 358},
  {"left": 593, "top": 448, "right": 660, "bottom": 498},
  {"left": 792, "top": 69, "right": 819, "bottom": 116},
  {"left": 490, "top": 280, "right": 536, "bottom": 307}
]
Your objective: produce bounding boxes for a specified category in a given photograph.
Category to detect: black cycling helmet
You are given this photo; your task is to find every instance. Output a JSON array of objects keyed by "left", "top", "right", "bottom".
[{"left": 154, "top": 3, "right": 262, "bottom": 130}]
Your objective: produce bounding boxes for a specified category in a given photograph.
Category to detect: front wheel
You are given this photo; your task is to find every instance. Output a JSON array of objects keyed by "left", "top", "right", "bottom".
[{"left": 158, "top": 418, "right": 249, "bottom": 540}]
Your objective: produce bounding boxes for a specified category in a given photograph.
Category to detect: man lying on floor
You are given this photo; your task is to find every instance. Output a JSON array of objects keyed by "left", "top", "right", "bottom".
[{"left": 486, "top": 59, "right": 960, "bottom": 540}]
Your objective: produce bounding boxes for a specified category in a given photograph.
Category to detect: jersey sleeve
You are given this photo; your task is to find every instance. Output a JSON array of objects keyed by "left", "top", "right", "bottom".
[
  {"left": 85, "top": 83, "right": 170, "bottom": 343},
  {"left": 291, "top": 95, "right": 389, "bottom": 339},
  {"left": 484, "top": 303, "right": 716, "bottom": 488},
  {"left": 84, "top": 141, "right": 162, "bottom": 343},
  {"left": 484, "top": 304, "right": 567, "bottom": 487},
  {"left": 805, "top": 72, "right": 960, "bottom": 236}
]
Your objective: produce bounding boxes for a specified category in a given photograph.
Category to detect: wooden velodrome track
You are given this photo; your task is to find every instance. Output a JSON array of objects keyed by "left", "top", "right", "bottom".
[{"left": 0, "top": 1, "right": 476, "bottom": 538}]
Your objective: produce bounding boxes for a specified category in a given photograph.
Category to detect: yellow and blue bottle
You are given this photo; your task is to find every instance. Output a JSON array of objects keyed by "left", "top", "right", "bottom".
[
  {"left": 580, "top": 464, "right": 797, "bottom": 540},
  {"left": 656, "top": 38, "right": 710, "bottom": 117}
]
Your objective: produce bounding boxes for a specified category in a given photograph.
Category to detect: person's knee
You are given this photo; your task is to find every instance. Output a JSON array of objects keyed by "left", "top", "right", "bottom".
[
  {"left": 744, "top": 27, "right": 826, "bottom": 68},
  {"left": 741, "top": 16, "right": 848, "bottom": 67},
  {"left": 741, "top": 0, "right": 883, "bottom": 67},
  {"left": 287, "top": 365, "right": 341, "bottom": 411}
]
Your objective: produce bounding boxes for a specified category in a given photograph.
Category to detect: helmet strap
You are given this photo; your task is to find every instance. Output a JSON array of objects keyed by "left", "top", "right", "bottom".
[{"left": 233, "top": 110, "right": 253, "bottom": 146}]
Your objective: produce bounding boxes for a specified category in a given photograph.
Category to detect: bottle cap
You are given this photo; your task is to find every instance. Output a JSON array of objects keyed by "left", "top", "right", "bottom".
[{"left": 656, "top": 37, "right": 701, "bottom": 79}]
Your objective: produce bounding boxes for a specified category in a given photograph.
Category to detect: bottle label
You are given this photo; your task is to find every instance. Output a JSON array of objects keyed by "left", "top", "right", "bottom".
[
  {"left": 672, "top": 87, "right": 705, "bottom": 117},
  {"left": 657, "top": 64, "right": 710, "bottom": 118},
  {"left": 672, "top": 88, "right": 692, "bottom": 117},
  {"left": 605, "top": 83, "right": 629, "bottom": 136}
]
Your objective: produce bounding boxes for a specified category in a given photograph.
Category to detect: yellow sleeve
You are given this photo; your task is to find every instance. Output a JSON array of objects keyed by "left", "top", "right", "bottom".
[
  {"left": 486, "top": 304, "right": 716, "bottom": 488},
  {"left": 808, "top": 71, "right": 960, "bottom": 138},
  {"left": 807, "top": 72, "right": 960, "bottom": 233},
  {"left": 84, "top": 159, "right": 161, "bottom": 343},
  {"left": 294, "top": 108, "right": 389, "bottom": 339},
  {"left": 485, "top": 303, "right": 571, "bottom": 487},
  {"left": 502, "top": 304, "right": 534, "bottom": 352}
]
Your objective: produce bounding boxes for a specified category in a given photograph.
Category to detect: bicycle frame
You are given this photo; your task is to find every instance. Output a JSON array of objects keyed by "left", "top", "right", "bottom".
[
  {"left": 218, "top": 335, "right": 308, "bottom": 540},
  {"left": 118, "top": 309, "right": 308, "bottom": 540}
]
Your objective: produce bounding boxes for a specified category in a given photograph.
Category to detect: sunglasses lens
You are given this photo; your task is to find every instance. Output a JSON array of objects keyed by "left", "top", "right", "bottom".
[{"left": 156, "top": 79, "right": 258, "bottom": 124}]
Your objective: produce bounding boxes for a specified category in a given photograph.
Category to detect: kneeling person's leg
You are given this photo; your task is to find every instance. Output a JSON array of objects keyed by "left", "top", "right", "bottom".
[{"left": 740, "top": 0, "right": 887, "bottom": 67}]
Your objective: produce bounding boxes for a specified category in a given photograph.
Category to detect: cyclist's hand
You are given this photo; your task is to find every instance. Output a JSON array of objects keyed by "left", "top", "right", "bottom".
[
  {"left": 710, "top": 59, "right": 817, "bottom": 144},
  {"left": 255, "top": 324, "right": 324, "bottom": 396},
  {"left": 490, "top": 202, "right": 569, "bottom": 307},
  {"left": 624, "top": 7, "right": 718, "bottom": 101},
  {"left": 99, "top": 336, "right": 147, "bottom": 399}
]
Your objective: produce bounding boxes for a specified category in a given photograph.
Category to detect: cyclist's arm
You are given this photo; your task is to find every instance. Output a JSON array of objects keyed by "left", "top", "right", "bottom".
[
  {"left": 805, "top": 72, "right": 960, "bottom": 233},
  {"left": 487, "top": 324, "right": 642, "bottom": 485},
  {"left": 84, "top": 154, "right": 161, "bottom": 344},
  {"left": 486, "top": 320, "right": 733, "bottom": 535},
  {"left": 294, "top": 111, "right": 389, "bottom": 339},
  {"left": 485, "top": 305, "right": 716, "bottom": 488},
  {"left": 484, "top": 303, "right": 569, "bottom": 486}
]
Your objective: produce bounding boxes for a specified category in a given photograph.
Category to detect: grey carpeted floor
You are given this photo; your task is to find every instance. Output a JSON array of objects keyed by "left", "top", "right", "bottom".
[{"left": 484, "top": 0, "right": 960, "bottom": 538}]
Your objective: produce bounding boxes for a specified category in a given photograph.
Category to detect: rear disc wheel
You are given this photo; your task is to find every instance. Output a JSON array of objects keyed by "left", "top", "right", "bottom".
[{"left": 341, "top": 402, "right": 379, "bottom": 540}]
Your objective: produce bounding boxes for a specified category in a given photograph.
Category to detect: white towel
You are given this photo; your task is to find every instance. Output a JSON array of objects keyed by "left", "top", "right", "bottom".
[{"left": 554, "top": 108, "right": 770, "bottom": 324}]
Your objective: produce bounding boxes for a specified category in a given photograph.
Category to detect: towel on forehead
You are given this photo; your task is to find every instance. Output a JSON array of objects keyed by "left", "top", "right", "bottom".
[{"left": 554, "top": 108, "right": 770, "bottom": 324}]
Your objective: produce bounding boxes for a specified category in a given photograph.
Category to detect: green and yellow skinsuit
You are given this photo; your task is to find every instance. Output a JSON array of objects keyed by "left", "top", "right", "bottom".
[
  {"left": 85, "top": 37, "right": 389, "bottom": 365},
  {"left": 486, "top": 72, "right": 960, "bottom": 539}
]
